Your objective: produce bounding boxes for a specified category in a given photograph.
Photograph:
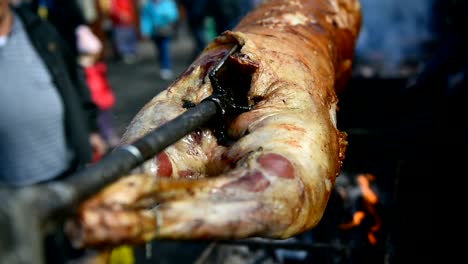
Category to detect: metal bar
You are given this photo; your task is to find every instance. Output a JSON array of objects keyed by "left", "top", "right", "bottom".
[
  {"left": 0, "top": 44, "right": 242, "bottom": 264},
  {"left": 213, "top": 45, "right": 238, "bottom": 74},
  {"left": 36, "top": 44, "right": 241, "bottom": 224},
  {"left": 218, "top": 239, "right": 347, "bottom": 253},
  {"left": 36, "top": 100, "right": 219, "bottom": 222},
  {"left": 214, "top": 239, "right": 387, "bottom": 255}
]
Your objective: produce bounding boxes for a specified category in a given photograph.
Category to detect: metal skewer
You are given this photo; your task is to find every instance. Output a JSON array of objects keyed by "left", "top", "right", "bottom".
[
  {"left": 39, "top": 44, "right": 242, "bottom": 222},
  {"left": 0, "top": 44, "right": 241, "bottom": 264}
]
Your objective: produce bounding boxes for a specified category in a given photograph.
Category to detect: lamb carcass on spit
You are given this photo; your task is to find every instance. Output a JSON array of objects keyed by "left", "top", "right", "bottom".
[{"left": 67, "top": 0, "right": 362, "bottom": 248}]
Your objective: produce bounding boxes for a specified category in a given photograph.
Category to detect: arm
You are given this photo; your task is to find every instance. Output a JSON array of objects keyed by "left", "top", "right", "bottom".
[{"left": 139, "top": 4, "right": 153, "bottom": 38}]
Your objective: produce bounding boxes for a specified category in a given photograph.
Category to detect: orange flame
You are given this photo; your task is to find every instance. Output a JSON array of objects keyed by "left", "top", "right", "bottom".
[{"left": 339, "top": 173, "right": 382, "bottom": 246}]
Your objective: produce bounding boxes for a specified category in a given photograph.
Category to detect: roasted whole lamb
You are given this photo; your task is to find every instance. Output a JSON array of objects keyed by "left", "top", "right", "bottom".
[{"left": 67, "top": 0, "right": 362, "bottom": 247}]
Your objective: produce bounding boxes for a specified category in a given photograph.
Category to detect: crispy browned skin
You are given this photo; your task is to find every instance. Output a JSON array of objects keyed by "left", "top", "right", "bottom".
[{"left": 67, "top": 0, "right": 361, "bottom": 248}]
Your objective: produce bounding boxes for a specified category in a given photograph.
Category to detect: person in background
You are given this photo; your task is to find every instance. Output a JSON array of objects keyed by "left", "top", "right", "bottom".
[
  {"left": 77, "top": 0, "right": 111, "bottom": 61},
  {"left": 74, "top": 0, "right": 121, "bottom": 149},
  {"left": 0, "top": 0, "right": 107, "bottom": 186},
  {"left": 95, "top": 0, "right": 122, "bottom": 61},
  {"left": 29, "top": 0, "right": 108, "bottom": 64},
  {"left": 77, "top": 23, "right": 121, "bottom": 149},
  {"left": 0, "top": 1, "right": 107, "bottom": 261},
  {"left": 207, "top": 0, "right": 247, "bottom": 35},
  {"left": 140, "top": 0, "right": 179, "bottom": 80},
  {"left": 29, "top": 0, "right": 89, "bottom": 57},
  {"left": 179, "top": 0, "right": 258, "bottom": 62},
  {"left": 29, "top": 0, "right": 120, "bottom": 150},
  {"left": 179, "top": 0, "right": 209, "bottom": 61},
  {"left": 109, "top": 0, "right": 138, "bottom": 63}
]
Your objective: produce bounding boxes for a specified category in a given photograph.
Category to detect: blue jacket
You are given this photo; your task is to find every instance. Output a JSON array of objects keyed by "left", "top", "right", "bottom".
[{"left": 140, "top": 0, "right": 179, "bottom": 38}]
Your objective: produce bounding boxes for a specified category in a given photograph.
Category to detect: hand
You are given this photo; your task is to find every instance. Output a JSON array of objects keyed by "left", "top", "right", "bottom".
[{"left": 89, "top": 133, "right": 108, "bottom": 160}]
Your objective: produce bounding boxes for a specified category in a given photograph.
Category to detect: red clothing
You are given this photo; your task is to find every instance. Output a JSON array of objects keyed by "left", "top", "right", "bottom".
[
  {"left": 84, "top": 62, "right": 116, "bottom": 110},
  {"left": 110, "top": 0, "right": 136, "bottom": 26}
]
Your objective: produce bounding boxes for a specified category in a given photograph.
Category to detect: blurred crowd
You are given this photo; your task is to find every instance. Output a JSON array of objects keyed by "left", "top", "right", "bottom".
[
  {"left": 18, "top": 0, "right": 261, "bottom": 70},
  {"left": 8, "top": 0, "right": 263, "bottom": 77}
]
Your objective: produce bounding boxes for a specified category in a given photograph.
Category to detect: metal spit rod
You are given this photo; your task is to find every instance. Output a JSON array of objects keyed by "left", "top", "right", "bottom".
[
  {"left": 36, "top": 44, "right": 241, "bottom": 223},
  {"left": 36, "top": 100, "right": 218, "bottom": 221},
  {"left": 0, "top": 44, "right": 240, "bottom": 264}
]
